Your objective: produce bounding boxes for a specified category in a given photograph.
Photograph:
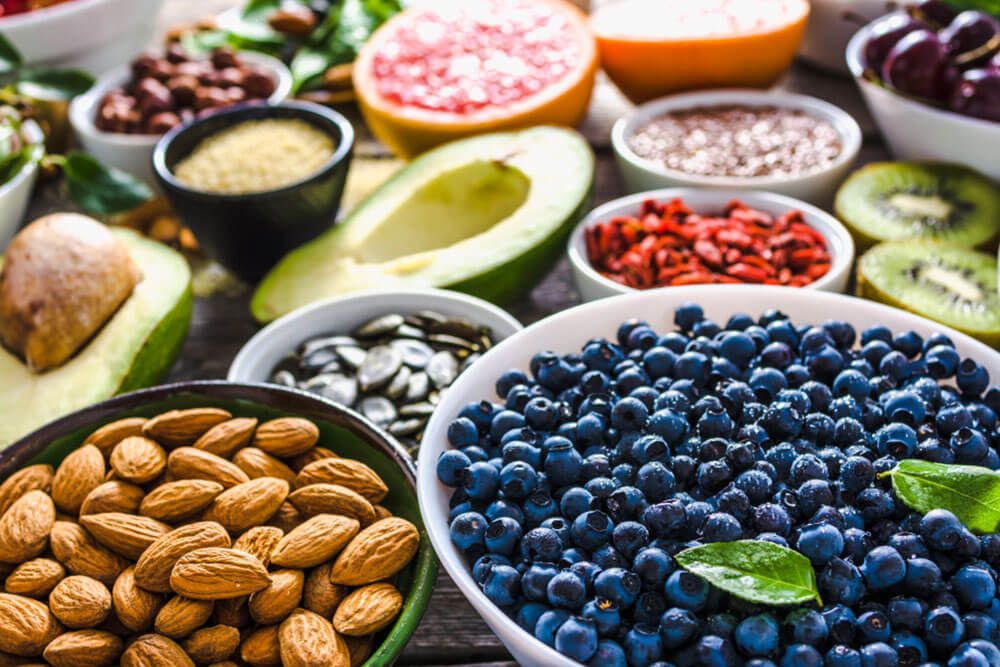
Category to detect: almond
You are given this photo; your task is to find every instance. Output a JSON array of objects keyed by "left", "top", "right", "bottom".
[
  {"left": 295, "top": 458, "right": 387, "bottom": 502},
  {"left": 49, "top": 575, "right": 112, "bottom": 629},
  {"left": 79, "top": 481, "right": 144, "bottom": 516},
  {"left": 302, "top": 562, "right": 348, "bottom": 617},
  {"left": 329, "top": 517, "right": 419, "bottom": 586},
  {"left": 240, "top": 625, "right": 280, "bottom": 667},
  {"left": 202, "top": 478, "right": 288, "bottom": 534},
  {"left": 290, "top": 446, "right": 338, "bottom": 471},
  {"left": 253, "top": 418, "right": 319, "bottom": 458},
  {"left": 278, "top": 608, "right": 349, "bottom": 667},
  {"left": 43, "top": 629, "right": 123, "bottom": 667},
  {"left": 112, "top": 567, "right": 162, "bottom": 633},
  {"left": 270, "top": 514, "right": 359, "bottom": 569},
  {"left": 169, "top": 548, "right": 270, "bottom": 600},
  {"left": 344, "top": 634, "right": 374, "bottom": 667},
  {"left": 288, "top": 483, "right": 376, "bottom": 525},
  {"left": 182, "top": 624, "right": 239, "bottom": 664},
  {"left": 110, "top": 436, "right": 167, "bottom": 484},
  {"left": 0, "top": 490, "right": 54, "bottom": 563},
  {"left": 0, "top": 593, "right": 62, "bottom": 656},
  {"left": 232, "top": 447, "right": 297, "bottom": 483},
  {"left": 192, "top": 417, "right": 257, "bottom": 458},
  {"left": 374, "top": 504, "right": 393, "bottom": 521},
  {"left": 212, "top": 596, "right": 250, "bottom": 629},
  {"left": 0, "top": 464, "right": 52, "bottom": 516},
  {"left": 49, "top": 521, "right": 128, "bottom": 586},
  {"left": 143, "top": 408, "right": 232, "bottom": 447},
  {"left": 139, "top": 479, "right": 224, "bottom": 523},
  {"left": 120, "top": 633, "right": 194, "bottom": 667},
  {"left": 167, "top": 448, "right": 249, "bottom": 489},
  {"left": 248, "top": 569, "right": 303, "bottom": 625},
  {"left": 4, "top": 558, "right": 64, "bottom": 597},
  {"left": 134, "top": 522, "right": 231, "bottom": 593},
  {"left": 79, "top": 513, "right": 171, "bottom": 561},
  {"left": 332, "top": 582, "right": 402, "bottom": 636},
  {"left": 84, "top": 417, "right": 148, "bottom": 457},
  {"left": 153, "top": 596, "right": 214, "bottom": 639},
  {"left": 267, "top": 501, "right": 303, "bottom": 533},
  {"left": 232, "top": 526, "right": 283, "bottom": 568},
  {"left": 52, "top": 445, "right": 105, "bottom": 514}
]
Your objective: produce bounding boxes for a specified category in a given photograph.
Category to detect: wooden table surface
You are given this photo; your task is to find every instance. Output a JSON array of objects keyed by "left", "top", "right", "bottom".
[{"left": 23, "top": 2, "right": 892, "bottom": 664}]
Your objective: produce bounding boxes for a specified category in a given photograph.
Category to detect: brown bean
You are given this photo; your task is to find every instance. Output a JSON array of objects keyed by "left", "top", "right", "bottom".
[
  {"left": 242, "top": 68, "right": 276, "bottom": 98},
  {"left": 145, "top": 112, "right": 181, "bottom": 134},
  {"left": 218, "top": 68, "right": 244, "bottom": 89},
  {"left": 210, "top": 47, "right": 239, "bottom": 70},
  {"left": 165, "top": 43, "right": 189, "bottom": 64},
  {"left": 131, "top": 54, "right": 158, "bottom": 80},
  {"left": 166, "top": 75, "right": 199, "bottom": 107},
  {"left": 194, "top": 86, "right": 229, "bottom": 111}
]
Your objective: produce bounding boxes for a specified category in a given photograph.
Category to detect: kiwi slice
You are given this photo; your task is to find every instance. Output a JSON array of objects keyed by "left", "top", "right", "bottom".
[
  {"left": 835, "top": 162, "right": 1000, "bottom": 248},
  {"left": 857, "top": 241, "right": 1000, "bottom": 345}
]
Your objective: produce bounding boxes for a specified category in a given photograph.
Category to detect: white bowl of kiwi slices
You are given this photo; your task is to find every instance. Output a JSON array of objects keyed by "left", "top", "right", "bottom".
[{"left": 835, "top": 160, "right": 1000, "bottom": 346}]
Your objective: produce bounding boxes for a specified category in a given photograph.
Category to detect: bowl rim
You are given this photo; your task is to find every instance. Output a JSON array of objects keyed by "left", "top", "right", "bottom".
[
  {"left": 228, "top": 287, "right": 525, "bottom": 382},
  {"left": 416, "top": 284, "right": 1000, "bottom": 666},
  {"left": 68, "top": 50, "right": 294, "bottom": 148},
  {"left": 0, "top": 379, "right": 439, "bottom": 667},
  {"left": 566, "top": 187, "right": 856, "bottom": 296},
  {"left": 0, "top": 119, "right": 43, "bottom": 200},
  {"left": 151, "top": 100, "right": 355, "bottom": 201},
  {"left": 610, "top": 88, "right": 863, "bottom": 187},
  {"left": 0, "top": 0, "right": 107, "bottom": 29},
  {"left": 845, "top": 12, "right": 1000, "bottom": 133}
]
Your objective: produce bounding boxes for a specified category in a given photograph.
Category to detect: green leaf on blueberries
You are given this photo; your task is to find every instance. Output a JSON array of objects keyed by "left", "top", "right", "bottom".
[
  {"left": 17, "top": 67, "right": 95, "bottom": 100},
  {"left": 0, "top": 34, "right": 23, "bottom": 75},
  {"left": 885, "top": 459, "right": 1000, "bottom": 534},
  {"left": 61, "top": 152, "right": 152, "bottom": 215},
  {"left": 676, "top": 540, "right": 822, "bottom": 606}
]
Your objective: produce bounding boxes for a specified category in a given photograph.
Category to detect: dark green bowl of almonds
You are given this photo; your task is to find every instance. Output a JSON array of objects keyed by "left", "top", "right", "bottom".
[{"left": 227, "top": 288, "right": 524, "bottom": 457}]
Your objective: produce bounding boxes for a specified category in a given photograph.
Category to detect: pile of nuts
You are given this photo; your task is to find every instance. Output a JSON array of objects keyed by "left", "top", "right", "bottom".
[
  {"left": 0, "top": 407, "right": 419, "bottom": 666},
  {"left": 96, "top": 46, "right": 277, "bottom": 135}
]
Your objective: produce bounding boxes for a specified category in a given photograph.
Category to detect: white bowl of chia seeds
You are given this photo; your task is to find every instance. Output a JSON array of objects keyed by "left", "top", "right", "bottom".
[
  {"left": 228, "top": 288, "right": 523, "bottom": 454},
  {"left": 611, "top": 89, "right": 863, "bottom": 207}
]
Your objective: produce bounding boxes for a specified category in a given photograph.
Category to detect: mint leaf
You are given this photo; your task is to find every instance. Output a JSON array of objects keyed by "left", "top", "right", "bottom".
[
  {"left": 886, "top": 459, "right": 1000, "bottom": 534},
  {"left": 0, "top": 34, "right": 22, "bottom": 75},
  {"left": 17, "top": 67, "right": 95, "bottom": 100},
  {"left": 61, "top": 152, "right": 152, "bottom": 215},
  {"left": 676, "top": 541, "right": 821, "bottom": 606}
]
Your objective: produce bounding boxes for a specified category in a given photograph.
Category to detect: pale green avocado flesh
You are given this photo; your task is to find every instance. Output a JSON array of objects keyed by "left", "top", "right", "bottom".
[
  {"left": 0, "top": 229, "right": 192, "bottom": 447},
  {"left": 252, "top": 126, "right": 595, "bottom": 322}
]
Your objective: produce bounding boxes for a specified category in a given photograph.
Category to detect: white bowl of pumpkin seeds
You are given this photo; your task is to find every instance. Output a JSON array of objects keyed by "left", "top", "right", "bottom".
[{"left": 228, "top": 288, "right": 523, "bottom": 454}]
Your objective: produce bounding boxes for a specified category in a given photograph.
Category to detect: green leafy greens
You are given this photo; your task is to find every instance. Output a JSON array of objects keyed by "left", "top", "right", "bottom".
[
  {"left": 676, "top": 541, "right": 822, "bottom": 606},
  {"left": 885, "top": 459, "right": 1000, "bottom": 534}
]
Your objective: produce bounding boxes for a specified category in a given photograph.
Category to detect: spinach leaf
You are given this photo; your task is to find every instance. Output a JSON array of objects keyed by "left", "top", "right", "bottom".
[
  {"left": 886, "top": 459, "right": 1000, "bottom": 534},
  {"left": 676, "top": 541, "right": 822, "bottom": 606},
  {"left": 17, "top": 67, "right": 95, "bottom": 100},
  {"left": 61, "top": 152, "right": 153, "bottom": 216},
  {"left": 944, "top": 0, "right": 1000, "bottom": 15}
]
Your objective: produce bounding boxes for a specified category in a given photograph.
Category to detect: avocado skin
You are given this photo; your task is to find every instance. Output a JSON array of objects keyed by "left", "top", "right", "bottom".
[{"left": 118, "top": 283, "right": 193, "bottom": 393}]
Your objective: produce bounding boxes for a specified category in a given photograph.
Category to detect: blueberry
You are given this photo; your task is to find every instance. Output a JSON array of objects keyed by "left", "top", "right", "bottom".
[
  {"left": 582, "top": 597, "right": 621, "bottom": 636},
  {"left": 674, "top": 303, "right": 704, "bottom": 331},
  {"left": 824, "top": 605, "right": 858, "bottom": 644},
  {"left": 958, "top": 359, "right": 990, "bottom": 396},
  {"left": 534, "top": 608, "right": 570, "bottom": 646},
  {"left": 859, "top": 642, "right": 897, "bottom": 667},
  {"left": 611, "top": 397, "right": 649, "bottom": 432},
  {"left": 962, "top": 612, "right": 998, "bottom": 641},
  {"left": 543, "top": 439, "right": 582, "bottom": 487},
  {"left": 663, "top": 570, "right": 709, "bottom": 611},
  {"left": 436, "top": 449, "right": 472, "bottom": 487},
  {"left": 484, "top": 517, "right": 523, "bottom": 556},
  {"left": 949, "top": 644, "right": 991, "bottom": 667},
  {"left": 515, "top": 600, "right": 549, "bottom": 632},
  {"left": 554, "top": 615, "right": 598, "bottom": 662},
  {"left": 856, "top": 610, "right": 891, "bottom": 643},
  {"left": 472, "top": 553, "right": 510, "bottom": 584},
  {"left": 636, "top": 462, "right": 677, "bottom": 502},
  {"left": 674, "top": 351, "right": 710, "bottom": 386},
  {"left": 688, "top": 635, "right": 739, "bottom": 667},
  {"left": 820, "top": 558, "right": 866, "bottom": 605},
  {"left": 612, "top": 521, "right": 650, "bottom": 560},
  {"left": 891, "top": 631, "right": 928, "bottom": 665},
  {"left": 702, "top": 512, "right": 743, "bottom": 542},
  {"left": 482, "top": 564, "right": 520, "bottom": 607},
  {"left": 965, "top": 640, "right": 1000, "bottom": 666},
  {"left": 658, "top": 606, "right": 699, "bottom": 648},
  {"left": 753, "top": 503, "right": 792, "bottom": 536},
  {"left": 546, "top": 570, "right": 588, "bottom": 610},
  {"left": 450, "top": 511, "right": 488, "bottom": 555},
  {"left": 521, "top": 527, "right": 563, "bottom": 562},
  {"left": 875, "top": 422, "right": 917, "bottom": 458},
  {"left": 952, "top": 427, "right": 990, "bottom": 463},
  {"left": 921, "top": 509, "right": 965, "bottom": 551},
  {"left": 735, "top": 613, "right": 780, "bottom": 657},
  {"left": 633, "top": 547, "right": 673, "bottom": 591},
  {"left": 588, "top": 639, "right": 628, "bottom": 667},
  {"left": 925, "top": 606, "right": 965, "bottom": 651},
  {"left": 523, "top": 489, "right": 558, "bottom": 527},
  {"left": 539, "top": 517, "right": 572, "bottom": 549},
  {"left": 522, "top": 562, "right": 559, "bottom": 601},
  {"left": 797, "top": 522, "right": 844, "bottom": 565},
  {"left": 560, "top": 487, "right": 596, "bottom": 520},
  {"left": 905, "top": 557, "right": 944, "bottom": 594},
  {"left": 624, "top": 624, "right": 664, "bottom": 666},
  {"left": 953, "top": 565, "right": 997, "bottom": 610},
  {"left": 571, "top": 510, "right": 614, "bottom": 551},
  {"left": 826, "top": 645, "right": 862, "bottom": 667},
  {"left": 780, "top": 644, "right": 823, "bottom": 667},
  {"left": 750, "top": 367, "right": 788, "bottom": 402},
  {"left": 888, "top": 597, "right": 925, "bottom": 632}
]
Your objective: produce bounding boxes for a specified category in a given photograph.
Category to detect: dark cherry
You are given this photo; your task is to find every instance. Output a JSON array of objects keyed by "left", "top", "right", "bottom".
[
  {"left": 912, "top": 0, "right": 958, "bottom": 28},
  {"left": 882, "top": 29, "right": 956, "bottom": 101},
  {"left": 940, "top": 10, "right": 1000, "bottom": 67},
  {"left": 864, "top": 14, "right": 929, "bottom": 73},
  {"left": 949, "top": 67, "right": 1000, "bottom": 122}
]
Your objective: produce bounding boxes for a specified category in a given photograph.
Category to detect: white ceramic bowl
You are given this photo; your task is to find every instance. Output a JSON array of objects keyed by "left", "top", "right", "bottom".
[
  {"left": 611, "top": 89, "right": 862, "bottom": 206},
  {"left": 69, "top": 52, "right": 292, "bottom": 187},
  {"left": 799, "top": 0, "right": 890, "bottom": 75},
  {"left": 416, "top": 285, "right": 1000, "bottom": 667},
  {"left": 0, "top": 120, "right": 44, "bottom": 250},
  {"left": 1, "top": 0, "right": 164, "bottom": 73},
  {"left": 567, "top": 188, "right": 854, "bottom": 302},
  {"left": 228, "top": 288, "right": 524, "bottom": 383},
  {"left": 847, "top": 12, "right": 1000, "bottom": 181}
]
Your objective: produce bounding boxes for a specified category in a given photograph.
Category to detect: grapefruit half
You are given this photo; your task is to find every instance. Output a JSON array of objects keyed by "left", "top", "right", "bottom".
[{"left": 353, "top": 0, "right": 599, "bottom": 159}]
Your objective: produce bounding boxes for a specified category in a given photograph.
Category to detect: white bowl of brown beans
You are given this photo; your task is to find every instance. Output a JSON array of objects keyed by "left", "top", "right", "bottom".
[{"left": 611, "top": 89, "right": 862, "bottom": 207}]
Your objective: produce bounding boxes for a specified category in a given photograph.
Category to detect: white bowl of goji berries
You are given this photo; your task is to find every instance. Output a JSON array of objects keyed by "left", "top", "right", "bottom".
[{"left": 567, "top": 188, "right": 855, "bottom": 302}]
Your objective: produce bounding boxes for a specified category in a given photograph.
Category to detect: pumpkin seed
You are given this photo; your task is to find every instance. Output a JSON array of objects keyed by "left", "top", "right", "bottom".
[
  {"left": 399, "top": 402, "right": 435, "bottom": 418},
  {"left": 358, "top": 346, "right": 403, "bottom": 392},
  {"left": 406, "top": 372, "right": 430, "bottom": 402},
  {"left": 385, "top": 366, "right": 412, "bottom": 400},
  {"left": 336, "top": 346, "right": 368, "bottom": 369},
  {"left": 392, "top": 339, "right": 434, "bottom": 368},
  {"left": 427, "top": 351, "right": 459, "bottom": 388},
  {"left": 271, "top": 370, "right": 297, "bottom": 387},
  {"left": 353, "top": 314, "right": 405, "bottom": 338},
  {"left": 360, "top": 396, "right": 398, "bottom": 426},
  {"left": 388, "top": 418, "right": 426, "bottom": 437},
  {"left": 317, "top": 374, "right": 358, "bottom": 406}
]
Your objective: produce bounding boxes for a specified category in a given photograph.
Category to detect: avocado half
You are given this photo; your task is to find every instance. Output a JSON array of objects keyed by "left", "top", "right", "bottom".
[
  {"left": 0, "top": 229, "right": 192, "bottom": 446},
  {"left": 251, "top": 126, "right": 595, "bottom": 322}
]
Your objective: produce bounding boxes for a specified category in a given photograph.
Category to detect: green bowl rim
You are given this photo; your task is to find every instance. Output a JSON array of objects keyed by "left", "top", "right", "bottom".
[{"left": 0, "top": 380, "right": 439, "bottom": 667}]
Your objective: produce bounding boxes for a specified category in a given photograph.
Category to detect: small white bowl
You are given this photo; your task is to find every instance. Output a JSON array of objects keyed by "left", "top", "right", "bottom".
[
  {"left": 69, "top": 52, "right": 292, "bottom": 187},
  {"left": 567, "top": 188, "right": 854, "bottom": 302},
  {"left": 611, "top": 89, "right": 863, "bottom": 206},
  {"left": 1, "top": 0, "right": 164, "bottom": 73},
  {"left": 0, "top": 120, "right": 44, "bottom": 249},
  {"left": 847, "top": 12, "right": 1000, "bottom": 181},
  {"left": 416, "top": 284, "right": 1000, "bottom": 667},
  {"left": 799, "top": 0, "right": 890, "bottom": 75},
  {"left": 228, "top": 288, "right": 524, "bottom": 383}
]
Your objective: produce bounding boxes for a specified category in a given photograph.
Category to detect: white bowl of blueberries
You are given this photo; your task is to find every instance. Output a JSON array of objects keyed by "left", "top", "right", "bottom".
[
  {"left": 417, "top": 285, "right": 1000, "bottom": 666},
  {"left": 846, "top": 1, "right": 1000, "bottom": 181}
]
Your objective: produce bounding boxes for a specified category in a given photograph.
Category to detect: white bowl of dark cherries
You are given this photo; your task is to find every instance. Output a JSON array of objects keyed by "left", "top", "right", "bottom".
[{"left": 846, "top": 1, "right": 999, "bottom": 180}]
